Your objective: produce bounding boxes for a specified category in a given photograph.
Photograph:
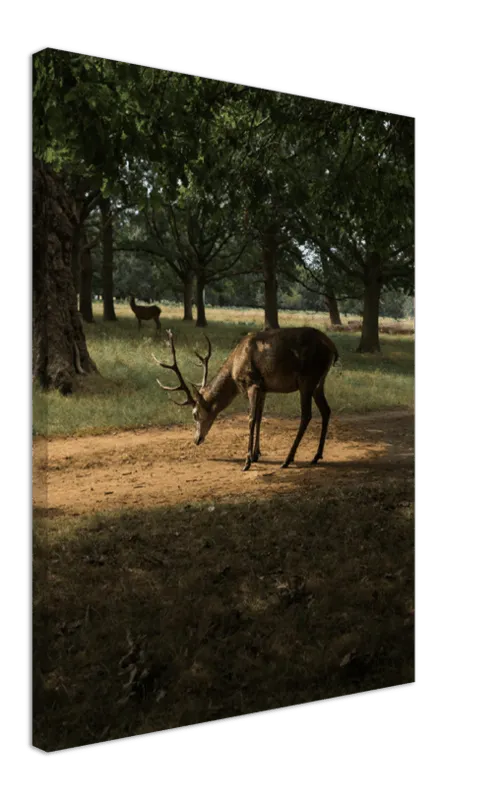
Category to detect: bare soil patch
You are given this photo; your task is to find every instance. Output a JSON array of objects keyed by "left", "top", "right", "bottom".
[{"left": 33, "top": 411, "right": 413, "bottom": 516}]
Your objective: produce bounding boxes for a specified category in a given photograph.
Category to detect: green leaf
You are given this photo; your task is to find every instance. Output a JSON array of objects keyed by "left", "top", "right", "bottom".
[{"left": 101, "top": 177, "right": 110, "bottom": 198}]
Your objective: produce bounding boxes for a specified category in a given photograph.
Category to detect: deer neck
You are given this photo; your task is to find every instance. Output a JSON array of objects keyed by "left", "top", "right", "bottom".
[{"left": 202, "top": 367, "right": 238, "bottom": 415}]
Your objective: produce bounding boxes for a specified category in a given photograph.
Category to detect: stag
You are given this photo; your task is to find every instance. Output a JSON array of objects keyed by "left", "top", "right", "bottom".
[
  {"left": 152, "top": 327, "right": 339, "bottom": 471},
  {"left": 130, "top": 296, "right": 162, "bottom": 332}
]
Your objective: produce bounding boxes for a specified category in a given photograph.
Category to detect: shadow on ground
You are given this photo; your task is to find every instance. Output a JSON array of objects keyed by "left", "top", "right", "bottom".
[{"left": 33, "top": 463, "right": 414, "bottom": 751}]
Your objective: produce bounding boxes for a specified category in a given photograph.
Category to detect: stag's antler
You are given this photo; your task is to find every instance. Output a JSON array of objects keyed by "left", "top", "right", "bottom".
[
  {"left": 193, "top": 334, "right": 212, "bottom": 388},
  {"left": 152, "top": 330, "right": 195, "bottom": 407}
]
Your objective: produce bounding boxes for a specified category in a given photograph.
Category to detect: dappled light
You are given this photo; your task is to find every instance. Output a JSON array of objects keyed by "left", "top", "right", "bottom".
[{"left": 33, "top": 50, "right": 414, "bottom": 752}]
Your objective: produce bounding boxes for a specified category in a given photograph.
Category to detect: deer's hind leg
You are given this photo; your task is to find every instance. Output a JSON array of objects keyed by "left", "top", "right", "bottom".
[
  {"left": 312, "top": 377, "right": 331, "bottom": 464},
  {"left": 251, "top": 393, "right": 266, "bottom": 462},
  {"left": 155, "top": 316, "right": 161, "bottom": 333},
  {"left": 281, "top": 388, "right": 313, "bottom": 468},
  {"left": 243, "top": 385, "right": 263, "bottom": 472}
]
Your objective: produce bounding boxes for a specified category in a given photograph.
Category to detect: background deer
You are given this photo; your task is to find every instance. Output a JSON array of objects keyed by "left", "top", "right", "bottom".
[
  {"left": 152, "top": 327, "right": 339, "bottom": 471},
  {"left": 130, "top": 296, "right": 162, "bottom": 332}
]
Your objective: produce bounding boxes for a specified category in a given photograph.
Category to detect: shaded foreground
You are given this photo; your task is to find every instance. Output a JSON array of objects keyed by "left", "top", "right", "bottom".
[{"left": 33, "top": 413, "right": 414, "bottom": 751}]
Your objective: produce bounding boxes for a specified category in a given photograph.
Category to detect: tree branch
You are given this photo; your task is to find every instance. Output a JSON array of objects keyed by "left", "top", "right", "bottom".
[
  {"left": 82, "top": 214, "right": 113, "bottom": 250},
  {"left": 147, "top": 208, "right": 164, "bottom": 247},
  {"left": 334, "top": 119, "right": 360, "bottom": 180},
  {"left": 207, "top": 239, "right": 251, "bottom": 281},
  {"left": 207, "top": 265, "right": 260, "bottom": 283},
  {"left": 387, "top": 242, "right": 414, "bottom": 264},
  {"left": 165, "top": 203, "right": 188, "bottom": 261},
  {"left": 281, "top": 265, "right": 362, "bottom": 300},
  {"left": 205, "top": 228, "right": 238, "bottom": 264},
  {"left": 115, "top": 240, "right": 187, "bottom": 280},
  {"left": 81, "top": 189, "right": 102, "bottom": 221},
  {"left": 382, "top": 260, "right": 414, "bottom": 279}
]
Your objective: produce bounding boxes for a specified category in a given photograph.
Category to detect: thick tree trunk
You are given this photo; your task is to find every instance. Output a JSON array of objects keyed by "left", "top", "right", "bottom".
[
  {"left": 79, "top": 239, "right": 94, "bottom": 323},
  {"left": 325, "top": 289, "right": 342, "bottom": 326},
  {"left": 262, "top": 225, "right": 280, "bottom": 329},
  {"left": 33, "top": 160, "right": 97, "bottom": 395},
  {"left": 195, "top": 273, "right": 207, "bottom": 327},
  {"left": 100, "top": 197, "right": 116, "bottom": 321},
  {"left": 357, "top": 253, "right": 382, "bottom": 353},
  {"left": 182, "top": 274, "right": 194, "bottom": 321}
]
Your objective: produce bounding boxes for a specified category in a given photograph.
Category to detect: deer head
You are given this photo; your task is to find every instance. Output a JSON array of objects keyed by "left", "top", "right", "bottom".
[
  {"left": 190, "top": 388, "right": 218, "bottom": 446},
  {"left": 152, "top": 331, "right": 215, "bottom": 445}
]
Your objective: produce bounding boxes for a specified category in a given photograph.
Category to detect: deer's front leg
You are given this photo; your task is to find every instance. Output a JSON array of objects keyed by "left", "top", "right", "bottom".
[
  {"left": 243, "top": 385, "right": 261, "bottom": 471},
  {"left": 252, "top": 392, "right": 266, "bottom": 462}
]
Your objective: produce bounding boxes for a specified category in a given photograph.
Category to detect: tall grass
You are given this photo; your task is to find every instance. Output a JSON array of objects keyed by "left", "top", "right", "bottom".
[{"left": 33, "top": 303, "right": 414, "bottom": 437}]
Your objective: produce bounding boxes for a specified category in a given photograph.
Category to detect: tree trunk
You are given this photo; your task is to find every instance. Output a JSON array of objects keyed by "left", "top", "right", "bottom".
[
  {"left": 262, "top": 225, "right": 280, "bottom": 329},
  {"left": 182, "top": 274, "right": 194, "bottom": 321},
  {"left": 100, "top": 197, "right": 116, "bottom": 321},
  {"left": 79, "top": 238, "right": 94, "bottom": 323},
  {"left": 357, "top": 253, "right": 382, "bottom": 353},
  {"left": 321, "top": 258, "right": 341, "bottom": 327},
  {"left": 325, "top": 289, "right": 342, "bottom": 326},
  {"left": 195, "top": 272, "right": 207, "bottom": 327},
  {"left": 33, "top": 160, "right": 97, "bottom": 395}
]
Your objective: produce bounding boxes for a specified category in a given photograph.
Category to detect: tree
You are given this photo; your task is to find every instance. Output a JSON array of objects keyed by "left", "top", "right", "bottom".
[
  {"left": 32, "top": 161, "right": 97, "bottom": 393},
  {"left": 99, "top": 197, "right": 117, "bottom": 321},
  {"left": 32, "top": 51, "right": 143, "bottom": 389},
  {"left": 295, "top": 108, "right": 414, "bottom": 351},
  {"left": 181, "top": 88, "right": 295, "bottom": 329},
  {"left": 115, "top": 211, "right": 195, "bottom": 320},
  {"left": 351, "top": 116, "right": 414, "bottom": 351},
  {"left": 79, "top": 231, "right": 95, "bottom": 323},
  {"left": 223, "top": 90, "right": 364, "bottom": 329},
  {"left": 322, "top": 263, "right": 342, "bottom": 326},
  {"left": 33, "top": 49, "right": 233, "bottom": 390},
  {"left": 75, "top": 203, "right": 103, "bottom": 322},
  {"left": 117, "top": 141, "right": 255, "bottom": 326}
]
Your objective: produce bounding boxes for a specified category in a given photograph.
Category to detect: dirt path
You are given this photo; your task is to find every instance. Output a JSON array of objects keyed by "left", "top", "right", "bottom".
[{"left": 33, "top": 411, "right": 414, "bottom": 516}]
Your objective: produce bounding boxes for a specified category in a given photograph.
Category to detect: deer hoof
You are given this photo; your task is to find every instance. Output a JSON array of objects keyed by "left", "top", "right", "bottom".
[
  {"left": 280, "top": 461, "right": 291, "bottom": 469},
  {"left": 242, "top": 461, "right": 251, "bottom": 472},
  {"left": 311, "top": 455, "right": 323, "bottom": 465}
]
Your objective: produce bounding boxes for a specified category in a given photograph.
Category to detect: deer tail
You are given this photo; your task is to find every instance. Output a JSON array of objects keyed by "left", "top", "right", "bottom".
[{"left": 332, "top": 344, "right": 342, "bottom": 371}]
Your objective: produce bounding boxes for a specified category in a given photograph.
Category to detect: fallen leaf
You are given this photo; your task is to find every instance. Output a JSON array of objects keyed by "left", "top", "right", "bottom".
[{"left": 340, "top": 650, "right": 356, "bottom": 668}]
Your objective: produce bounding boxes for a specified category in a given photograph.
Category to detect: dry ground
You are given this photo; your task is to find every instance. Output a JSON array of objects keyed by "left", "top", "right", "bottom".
[
  {"left": 33, "top": 411, "right": 414, "bottom": 751},
  {"left": 34, "top": 411, "right": 413, "bottom": 516}
]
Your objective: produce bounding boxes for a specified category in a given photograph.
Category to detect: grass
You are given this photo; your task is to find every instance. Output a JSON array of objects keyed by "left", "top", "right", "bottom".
[
  {"left": 33, "top": 465, "right": 414, "bottom": 751},
  {"left": 33, "top": 303, "right": 414, "bottom": 437}
]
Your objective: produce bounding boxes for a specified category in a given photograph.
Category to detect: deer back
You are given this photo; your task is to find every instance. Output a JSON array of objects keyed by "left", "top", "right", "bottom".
[{"left": 229, "top": 328, "right": 337, "bottom": 394}]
